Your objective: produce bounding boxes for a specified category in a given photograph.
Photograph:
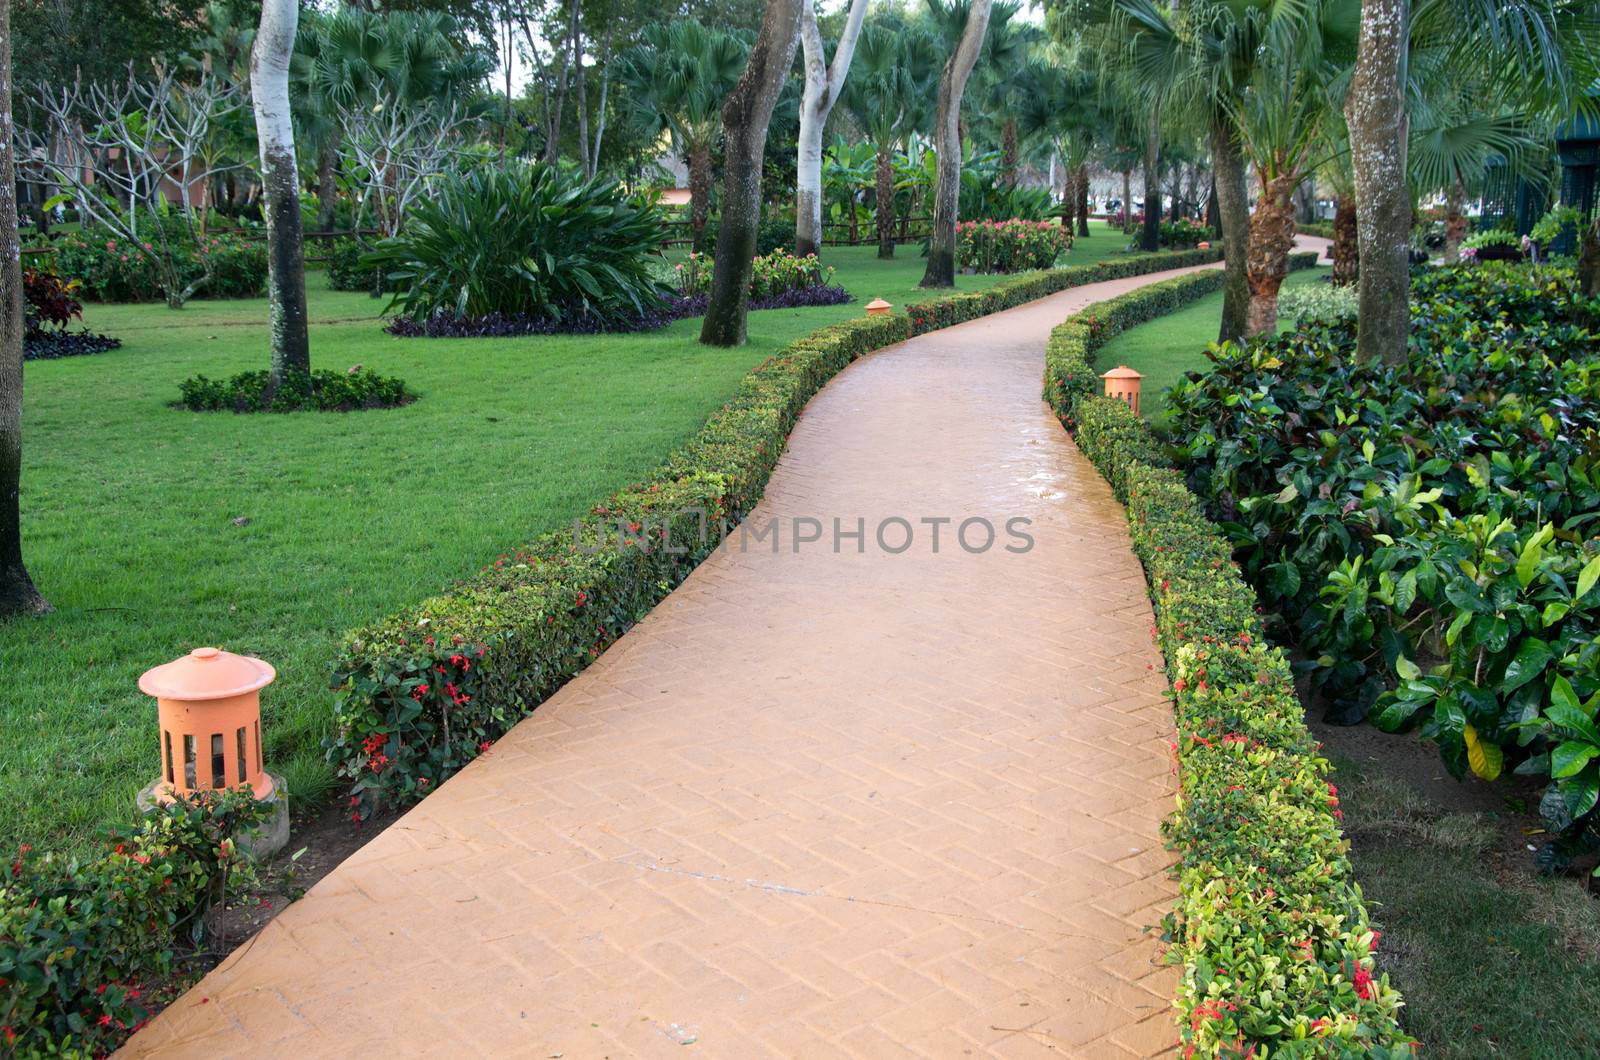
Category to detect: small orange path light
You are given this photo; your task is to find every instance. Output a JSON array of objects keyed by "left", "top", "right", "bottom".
[
  {"left": 1102, "top": 365, "right": 1143, "bottom": 418},
  {"left": 865, "top": 297, "right": 892, "bottom": 317},
  {"left": 137, "top": 647, "right": 289, "bottom": 856},
  {"left": 1197, "top": 240, "right": 1211, "bottom": 250}
]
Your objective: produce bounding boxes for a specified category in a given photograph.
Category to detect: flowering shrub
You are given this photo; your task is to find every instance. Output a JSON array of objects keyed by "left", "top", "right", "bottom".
[
  {"left": 1159, "top": 219, "right": 1214, "bottom": 248},
  {"left": 47, "top": 227, "right": 267, "bottom": 303},
  {"left": 1040, "top": 273, "right": 1409, "bottom": 1056},
  {"left": 178, "top": 366, "right": 413, "bottom": 413},
  {"left": 0, "top": 791, "right": 269, "bottom": 1056},
  {"left": 956, "top": 219, "right": 1070, "bottom": 273},
  {"left": 674, "top": 248, "right": 838, "bottom": 299},
  {"left": 905, "top": 246, "right": 1230, "bottom": 336}
]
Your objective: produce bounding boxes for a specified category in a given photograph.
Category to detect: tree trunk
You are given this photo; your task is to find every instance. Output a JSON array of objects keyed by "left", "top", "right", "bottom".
[
  {"left": 1059, "top": 161, "right": 1076, "bottom": 231},
  {"left": 1346, "top": 0, "right": 1410, "bottom": 366},
  {"left": 795, "top": 0, "right": 868, "bottom": 259},
  {"left": 1000, "top": 120, "right": 1018, "bottom": 189},
  {"left": 1581, "top": 220, "right": 1600, "bottom": 296},
  {"left": 591, "top": 27, "right": 613, "bottom": 173},
  {"left": 920, "top": 0, "right": 992, "bottom": 289},
  {"left": 1168, "top": 171, "right": 1180, "bottom": 222},
  {"left": 1209, "top": 116, "right": 1250, "bottom": 344},
  {"left": 1205, "top": 176, "right": 1219, "bottom": 231},
  {"left": 575, "top": 22, "right": 590, "bottom": 178},
  {"left": 1140, "top": 124, "right": 1161, "bottom": 251},
  {"left": 543, "top": 0, "right": 578, "bottom": 163},
  {"left": 688, "top": 142, "right": 713, "bottom": 248},
  {"left": 1332, "top": 192, "right": 1358, "bottom": 285},
  {"left": 315, "top": 131, "right": 339, "bottom": 232},
  {"left": 1443, "top": 180, "right": 1466, "bottom": 263},
  {"left": 252, "top": 0, "right": 311, "bottom": 388},
  {"left": 1122, "top": 169, "right": 1132, "bottom": 234},
  {"left": 1076, "top": 163, "right": 1089, "bottom": 237},
  {"left": 700, "top": 0, "right": 803, "bottom": 346},
  {"left": 0, "top": 0, "right": 47, "bottom": 616},
  {"left": 875, "top": 146, "right": 896, "bottom": 258},
  {"left": 1245, "top": 168, "right": 1299, "bottom": 335}
]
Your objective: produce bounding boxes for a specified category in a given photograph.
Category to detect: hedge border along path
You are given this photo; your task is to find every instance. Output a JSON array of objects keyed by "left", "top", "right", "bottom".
[
  {"left": 1042, "top": 256, "right": 1417, "bottom": 1058},
  {"left": 324, "top": 245, "right": 1227, "bottom": 812}
]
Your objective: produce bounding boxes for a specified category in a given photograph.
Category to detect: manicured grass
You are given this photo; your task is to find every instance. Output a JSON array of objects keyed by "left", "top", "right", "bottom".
[
  {"left": 1093, "top": 264, "right": 1332, "bottom": 417},
  {"left": 1331, "top": 754, "right": 1600, "bottom": 1058},
  {"left": 6, "top": 236, "right": 1140, "bottom": 854}
]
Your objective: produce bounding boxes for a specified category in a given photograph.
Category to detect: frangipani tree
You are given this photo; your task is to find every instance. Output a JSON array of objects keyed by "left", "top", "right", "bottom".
[{"left": 796, "top": 0, "right": 870, "bottom": 257}]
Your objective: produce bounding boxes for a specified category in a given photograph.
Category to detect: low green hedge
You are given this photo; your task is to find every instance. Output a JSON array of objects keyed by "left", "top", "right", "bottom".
[
  {"left": 327, "top": 245, "right": 1227, "bottom": 808},
  {"left": 1040, "top": 266, "right": 1411, "bottom": 1056},
  {"left": 904, "top": 246, "right": 1224, "bottom": 335},
  {"left": 1298, "top": 222, "right": 1336, "bottom": 240}
]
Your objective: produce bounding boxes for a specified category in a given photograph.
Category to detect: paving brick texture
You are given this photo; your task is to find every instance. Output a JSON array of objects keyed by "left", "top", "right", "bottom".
[{"left": 121, "top": 260, "right": 1237, "bottom": 1059}]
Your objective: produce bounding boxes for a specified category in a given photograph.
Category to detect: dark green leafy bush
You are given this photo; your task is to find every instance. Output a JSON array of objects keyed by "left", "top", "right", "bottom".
[
  {"left": 1159, "top": 219, "right": 1215, "bottom": 247},
  {"left": 325, "top": 238, "right": 383, "bottom": 294},
  {"left": 1039, "top": 276, "right": 1409, "bottom": 1056},
  {"left": 178, "top": 366, "right": 413, "bottom": 413},
  {"left": 1165, "top": 262, "right": 1600, "bottom": 862},
  {"left": 0, "top": 792, "right": 270, "bottom": 1056},
  {"left": 369, "top": 163, "right": 671, "bottom": 326}
]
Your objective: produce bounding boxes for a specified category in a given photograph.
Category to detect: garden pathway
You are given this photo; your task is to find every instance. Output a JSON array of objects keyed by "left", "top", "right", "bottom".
[{"left": 121, "top": 250, "right": 1293, "bottom": 1059}]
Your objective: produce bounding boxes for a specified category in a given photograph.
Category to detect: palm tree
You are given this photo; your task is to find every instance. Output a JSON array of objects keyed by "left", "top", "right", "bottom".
[
  {"left": 843, "top": 21, "right": 939, "bottom": 258},
  {"left": 618, "top": 20, "right": 751, "bottom": 247}
]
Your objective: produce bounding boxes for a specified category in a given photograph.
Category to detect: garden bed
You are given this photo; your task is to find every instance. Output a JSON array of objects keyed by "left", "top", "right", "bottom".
[{"left": 1041, "top": 256, "right": 1411, "bottom": 1056}]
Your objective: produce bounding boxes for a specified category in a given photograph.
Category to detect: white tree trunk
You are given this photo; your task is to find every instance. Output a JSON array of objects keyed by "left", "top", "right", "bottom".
[
  {"left": 251, "top": 0, "right": 310, "bottom": 384},
  {"left": 795, "top": 0, "right": 868, "bottom": 258}
]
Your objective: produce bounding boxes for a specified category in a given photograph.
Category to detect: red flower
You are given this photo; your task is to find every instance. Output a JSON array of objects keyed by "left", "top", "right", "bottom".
[
  {"left": 1353, "top": 965, "right": 1375, "bottom": 1000},
  {"left": 411, "top": 684, "right": 429, "bottom": 701},
  {"left": 98, "top": 1015, "right": 112, "bottom": 1027},
  {"left": 478, "top": 740, "right": 491, "bottom": 753}
]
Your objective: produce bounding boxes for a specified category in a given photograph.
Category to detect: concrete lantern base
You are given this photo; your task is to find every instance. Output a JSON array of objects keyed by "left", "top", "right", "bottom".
[{"left": 137, "top": 773, "right": 290, "bottom": 861}]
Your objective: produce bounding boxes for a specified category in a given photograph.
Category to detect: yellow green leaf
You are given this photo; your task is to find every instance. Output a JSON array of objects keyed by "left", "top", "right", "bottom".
[{"left": 1465, "top": 723, "right": 1504, "bottom": 781}]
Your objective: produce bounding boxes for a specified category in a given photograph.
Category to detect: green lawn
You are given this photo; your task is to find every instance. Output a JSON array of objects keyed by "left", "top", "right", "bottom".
[
  {"left": 1093, "top": 265, "right": 1333, "bottom": 417},
  {"left": 3, "top": 233, "right": 1129, "bottom": 853}
]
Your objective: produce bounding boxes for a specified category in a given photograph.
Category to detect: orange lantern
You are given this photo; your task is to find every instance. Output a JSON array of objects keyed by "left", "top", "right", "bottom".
[
  {"left": 1102, "top": 365, "right": 1144, "bottom": 418},
  {"left": 139, "top": 647, "right": 276, "bottom": 802},
  {"left": 1197, "top": 240, "right": 1211, "bottom": 250},
  {"left": 865, "top": 297, "right": 892, "bottom": 317}
]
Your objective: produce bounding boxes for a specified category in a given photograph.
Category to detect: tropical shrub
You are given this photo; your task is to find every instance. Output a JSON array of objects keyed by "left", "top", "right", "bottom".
[
  {"left": 956, "top": 219, "right": 1070, "bottom": 273},
  {"left": 1165, "top": 262, "right": 1600, "bottom": 863},
  {"left": 368, "top": 162, "right": 671, "bottom": 328},
  {"left": 47, "top": 225, "right": 267, "bottom": 303},
  {"left": 1297, "top": 221, "right": 1336, "bottom": 240},
  {"left": 178, "top": 366, "right": 413, "bottom": 413},
  {"left": 1461, "top": 227, "right": 1522, "bottom": 261},
  {"left": 1277, "top": 280, "right": 1357, "bottom": 326},
  {"left": 1159, "top": 219, "right": 1214, "bottom": 247},
  {"left": 0, "top": 791, "right": 270, "bottom": 1056},
  {"left": 22, "top": 266, "right": 123, "bottom": 360},
  {"left": 1039, "top": 280, "right": 1409, "bottom": 1057},
  {"left": 1531, "top": 205, "right": 1585, "bottom": 250},
  {"left": 674, "top": 248, "right": 837, "bottom": 299}
]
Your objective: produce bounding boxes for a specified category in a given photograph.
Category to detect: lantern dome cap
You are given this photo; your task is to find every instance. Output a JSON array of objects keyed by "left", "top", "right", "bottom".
[
  {"left": 865, "top": 298, "right": 892, "bottom": 310},
  {"left": 139, "top": 647, "right": 276, "bottom": 701},
  {"left": 1101, "top": 365, "right": 1143, "bottom": 380}
]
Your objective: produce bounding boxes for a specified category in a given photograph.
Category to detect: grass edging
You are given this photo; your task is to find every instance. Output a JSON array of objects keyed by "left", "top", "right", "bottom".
[
  {"left": 1041, "top": 260, "right": 1414, "bottom": 1057},
  {"left": 326, "top": 245, "right": 1229, "bottom": 810}
]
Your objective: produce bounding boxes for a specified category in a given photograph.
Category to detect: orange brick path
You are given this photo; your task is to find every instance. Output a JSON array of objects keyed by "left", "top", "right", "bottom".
[{"left": 121, "top": 260, "right": 1245, "bottom": 1059}]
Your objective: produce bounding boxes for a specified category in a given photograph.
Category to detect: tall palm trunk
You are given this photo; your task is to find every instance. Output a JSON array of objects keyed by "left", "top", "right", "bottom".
[
  {"left": 1060, "top": 162, "right": 1077, "bottom": 231},
  {"left": 1442, "top": 180, "right": 1466, "bottom": 263},
  {"left": 1332, "top": 193, "right": 1358, "bottom": 285},
  {"left": 1245, "top": 168, "right": 1298, "bottom": 335},
  {"left": 316, "top": 131, "right": 340, "bottom": 232},
  {"left": 1581, "top": 221, "right": 1600, "bottom": 296},
  {"left": 1122, "top": 169, "right": 1132, "bottom": 234},
  {"left": 688, "top": 141, "right": 713, "bottom": 249},
  {"left": 700, "top": 0, "right": 803, "bottom": 346},
  {"left": 1140, "top": 124, "right": 1161, "bottom": 251},
  {"left": 875, "top": 146, "right": 896, "bottom": 258},
  {"left": 1076, "top": 163, "right": 1089, "bottom": 237},
  {"left": 1209, "top": 115, "right": 1251, "bottom": 343},
  {"left": 1346, "top": 0, "right": 1410, "bottom": 365},
  {"left": 0, "top": 0, "right": 47, "bottom": 617},
  {"left": 1000, "top": 120, "right": 1019, "bottom": 189},
  {"left": 252, "top": 0, "right": 310, "bottom": 389},
  {"left": 795, "top": 0, "right": 868, "bottom": 259},
  {"left": 921, "top": 0, "right": 992, "bottom": 289}
]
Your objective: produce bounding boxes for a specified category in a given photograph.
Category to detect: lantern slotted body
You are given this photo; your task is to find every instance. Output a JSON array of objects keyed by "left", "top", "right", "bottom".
[
  {"left": 1102, "top": 365, "right": 1143, "bottom": 418},
  {"left": 139, "top": 647, "right": 276, "bottom": 802}
]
